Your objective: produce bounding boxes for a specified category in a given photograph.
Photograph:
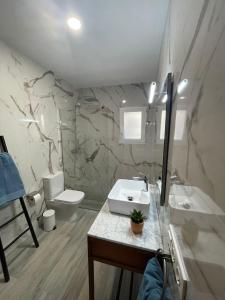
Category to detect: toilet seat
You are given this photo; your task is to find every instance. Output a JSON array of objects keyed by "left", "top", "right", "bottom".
[{"left": 54, "top": 189, "right": 85, "bottom": 204}]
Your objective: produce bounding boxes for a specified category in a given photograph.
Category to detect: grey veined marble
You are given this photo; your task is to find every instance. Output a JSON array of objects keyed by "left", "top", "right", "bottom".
[
  {"left": 88, "top": 195, "right": 163, "bottom": 252},
  {"left": 62, "top": 84, "right": 164, "bottom": 208},
  {"left": 0, "top": 40, "right": 75, "bottom": 246},
  {"left": 0, "top": 38, "right": 164, "bottom": 244},
  {"left": 157, "top": 1, "right": 225, "bottom": 299}
]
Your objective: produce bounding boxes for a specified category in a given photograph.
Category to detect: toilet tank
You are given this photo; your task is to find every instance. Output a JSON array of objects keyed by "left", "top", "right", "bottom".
[{"left": 43, "top": 171, "right": 64, "bottom": 200}]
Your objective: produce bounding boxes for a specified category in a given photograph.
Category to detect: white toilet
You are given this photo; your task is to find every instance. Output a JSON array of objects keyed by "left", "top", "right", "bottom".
[{"left": 43, "top": 171, "right": 85, "bottom": 221}]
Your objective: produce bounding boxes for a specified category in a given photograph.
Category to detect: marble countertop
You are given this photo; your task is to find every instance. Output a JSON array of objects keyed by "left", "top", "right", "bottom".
[{"left": 88, "top": 197, "right": 163, "bottom": 252}]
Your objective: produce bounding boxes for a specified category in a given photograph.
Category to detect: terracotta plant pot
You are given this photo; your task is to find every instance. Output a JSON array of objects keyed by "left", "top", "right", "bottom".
[{"left": 131, "top": 220, "right": 144, "bottom": 234}]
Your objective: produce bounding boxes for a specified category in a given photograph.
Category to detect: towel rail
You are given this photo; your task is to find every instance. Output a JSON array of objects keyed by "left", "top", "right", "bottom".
[
  {"left": 0, "top": 135, "right": 39, "bottom": 282},
  {"left": 3, "top": 228, "right": 30, "bottom": 251},
  {"left": 0, "top": 211, "right": 24, "bottom": 229}
]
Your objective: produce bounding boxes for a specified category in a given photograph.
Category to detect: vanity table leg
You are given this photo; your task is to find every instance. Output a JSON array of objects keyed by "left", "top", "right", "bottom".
[{"left": 88, "top": 238, "right": 95, "bottom": 300}]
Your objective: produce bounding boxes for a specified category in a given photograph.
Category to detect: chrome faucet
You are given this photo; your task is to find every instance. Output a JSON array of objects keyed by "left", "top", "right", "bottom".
[{"left": 132, "top": 175, "right": 149, "bottom": 192}]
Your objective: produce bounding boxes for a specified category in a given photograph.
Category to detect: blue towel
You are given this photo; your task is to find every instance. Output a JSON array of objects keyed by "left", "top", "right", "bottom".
[
  {"left": 0, "top": 152, "right": 25, "bottom": 206},
  {"left": 138, "top": 257, "right": 172, "bottom": 300}
]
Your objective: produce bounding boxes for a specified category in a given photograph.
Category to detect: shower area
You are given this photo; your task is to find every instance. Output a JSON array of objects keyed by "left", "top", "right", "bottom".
[{"left": 60, "top": 84, "right": 164, "bottom": 211}]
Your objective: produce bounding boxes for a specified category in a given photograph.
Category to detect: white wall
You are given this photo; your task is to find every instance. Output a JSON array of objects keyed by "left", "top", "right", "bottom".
[
  {"left": 158, "top": 1, "right": 225, "bottom": 299},
  {"left": 63, "top": 84, "right": 164, "bottom": 208},
  {"left": 0, "top": 40, "right": 76, "bottom": 245}
]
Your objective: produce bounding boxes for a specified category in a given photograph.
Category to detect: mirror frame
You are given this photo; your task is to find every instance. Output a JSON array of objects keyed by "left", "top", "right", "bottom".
[{"left": 160, "top": 72, "right": 174, "bottom": 205}]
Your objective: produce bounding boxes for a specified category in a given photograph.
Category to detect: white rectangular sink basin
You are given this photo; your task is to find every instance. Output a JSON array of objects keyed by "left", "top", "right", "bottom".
[
  {"left": 169, "top": 184, "right": 225, "bottom": 230},
  {"left": 108, "top": 179, "right": 150, "bottom": 217}
]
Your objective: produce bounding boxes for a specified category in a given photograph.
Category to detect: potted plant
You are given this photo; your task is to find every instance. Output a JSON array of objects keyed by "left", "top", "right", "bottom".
[{"left": 130, "top": 209, "right": 144, "bottom": 234}]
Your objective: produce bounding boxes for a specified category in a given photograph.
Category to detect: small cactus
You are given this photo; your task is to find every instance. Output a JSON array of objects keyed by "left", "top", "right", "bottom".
[{"left": 130, "top": 209, "right": 144, "bottom": 224}]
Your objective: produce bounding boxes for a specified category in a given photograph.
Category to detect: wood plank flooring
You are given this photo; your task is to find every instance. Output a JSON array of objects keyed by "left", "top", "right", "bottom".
[
  {"left": 79, "top": 199, "right": 104, "bottom": 211},
  {"left": 0, "top": 208, "right": 142, "bottom": 300}
]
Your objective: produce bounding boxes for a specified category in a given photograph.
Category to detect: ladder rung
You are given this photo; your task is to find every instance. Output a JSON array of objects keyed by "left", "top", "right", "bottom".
[
  {"left": 0, "top": 211, "right": 24, "bottom": 229},
  {"left": 3, "top": 228, "right": 30, "bottom": 251}
]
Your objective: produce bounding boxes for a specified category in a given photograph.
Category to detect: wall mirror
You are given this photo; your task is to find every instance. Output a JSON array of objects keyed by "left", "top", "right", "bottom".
[{"left": 159, "top": 73, "right": 174, "bottom": 206}]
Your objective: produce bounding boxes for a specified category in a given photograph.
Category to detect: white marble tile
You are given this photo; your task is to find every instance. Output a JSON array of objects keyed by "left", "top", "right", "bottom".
[
  {"left": 0, "top": 40, "right": 75, "bottom": 245},
  {"left": 158, "top": 1, "right": 225, "bottom": 299},
  {"left": 63, "top": 84, "right": 164, "bottom": 207}
]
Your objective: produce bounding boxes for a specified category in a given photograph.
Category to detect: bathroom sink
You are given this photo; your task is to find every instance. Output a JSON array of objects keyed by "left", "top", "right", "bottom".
[
  {"left": 169, "top": 185, "right": 225, "bottom": 229},
  {"left": 108, "top": 179, "right": 150, "bottom": 217}
]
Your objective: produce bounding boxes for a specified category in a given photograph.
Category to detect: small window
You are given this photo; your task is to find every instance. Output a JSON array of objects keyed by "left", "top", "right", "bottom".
[
  {"left": 158, "top": 107, "right": 187, "bottom": 143},
  {"left": 174, "top": 110, "right": 187, "bottom": 140},
  {"left": 160, "top": 110, "right": 166, "bottom": 140},
  {"left": 120, "top": 107, "right": 147, "bottom": 144}
]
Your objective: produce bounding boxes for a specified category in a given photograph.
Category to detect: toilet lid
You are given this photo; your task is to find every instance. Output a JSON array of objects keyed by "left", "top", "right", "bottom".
[{"left": 54, "top": 189, "right": 85, "bottom": 204}]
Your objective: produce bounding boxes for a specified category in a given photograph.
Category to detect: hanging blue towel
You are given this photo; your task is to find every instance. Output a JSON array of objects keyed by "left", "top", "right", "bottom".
[
  {"left": 138, "top": 257, "right": 172, "bottom": 300},
  {"left": 0, "top": 152, "right": 25, "bottom": 206}
]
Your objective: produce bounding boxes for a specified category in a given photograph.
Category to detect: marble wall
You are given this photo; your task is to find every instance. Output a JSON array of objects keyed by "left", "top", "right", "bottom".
[
  {"left": 0, "top": 40, "right": 75, "bottom": 245},
  {"left": 159, "top": 0, "right": 225, "bottom": 212},
  {"left": 0, "top": 38, "right": 164, "bottom": 246},
  {"left": 62, "top": 84, "right": 164, "bottom": 209},
  {"left": 158, "top": 1, "right": 225, "bottom": 299}
]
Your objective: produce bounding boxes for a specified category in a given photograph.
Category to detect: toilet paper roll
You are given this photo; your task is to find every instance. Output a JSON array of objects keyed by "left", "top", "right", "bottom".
[
  {"left": 30, "top": 193, "right": 41, "bottom": 204},
  {"left": 32, "top": 193, "right": 42, "bottom": 216}
]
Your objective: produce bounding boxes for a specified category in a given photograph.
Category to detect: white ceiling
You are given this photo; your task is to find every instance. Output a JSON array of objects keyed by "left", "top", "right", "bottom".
[{"left": 0, "top": 0, "right": 169, "bottom": 88}]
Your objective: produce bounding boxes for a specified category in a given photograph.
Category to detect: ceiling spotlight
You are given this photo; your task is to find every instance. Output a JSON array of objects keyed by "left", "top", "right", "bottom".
[
  {"left": 148, "top": 82, "right": 156, "bottom": 104},
  {"left": 67, "top": 17, "right": 82, "bottom": 31},
  {"left": 122, "top": 99, "right": 127, "bottom": 104},
  {"left": 177, "top": 79, "right": 188, "bottom": 94},
  {"left": 162, "top": 94, "right": 168, "bottom": 103}
]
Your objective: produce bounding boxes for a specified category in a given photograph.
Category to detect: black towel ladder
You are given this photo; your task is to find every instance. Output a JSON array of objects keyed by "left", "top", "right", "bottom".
[{"left": 0, "top": 136, "right": 39, "bottom": 282}]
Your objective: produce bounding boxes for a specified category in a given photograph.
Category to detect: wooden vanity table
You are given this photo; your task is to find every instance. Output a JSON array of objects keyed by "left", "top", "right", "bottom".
[{"left": 87, "top": 198, "right": 164, "bottom": 300}]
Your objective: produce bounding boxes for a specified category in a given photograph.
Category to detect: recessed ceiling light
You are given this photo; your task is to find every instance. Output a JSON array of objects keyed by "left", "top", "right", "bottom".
[
  {"left": 122, "top": 99, "right": 127, "bottom": 104},
  {"left": 67, "top": 17, "right": 82, "bottom": 31}
]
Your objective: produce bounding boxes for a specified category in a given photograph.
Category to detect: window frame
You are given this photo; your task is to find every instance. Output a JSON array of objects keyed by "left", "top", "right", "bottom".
[
  {"left": 156, "top": 104, "right": 187, "bottom": 145},
  {"left": 119, "top": 106, "right": 147, "bottom": 144}
]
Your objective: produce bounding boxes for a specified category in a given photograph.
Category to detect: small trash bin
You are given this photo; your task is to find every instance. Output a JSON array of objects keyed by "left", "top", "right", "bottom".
[{"left": 43, "top": 209, "right": 56, "bottom": 232}]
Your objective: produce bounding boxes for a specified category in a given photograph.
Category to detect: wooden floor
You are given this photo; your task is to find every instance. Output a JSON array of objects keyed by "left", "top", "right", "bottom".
[
  {"left": 79, "top": 198, "right": 104, "bottom": 211},
  {"left": 0, "top": 208, "right": 142, "bottom": 300}
]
